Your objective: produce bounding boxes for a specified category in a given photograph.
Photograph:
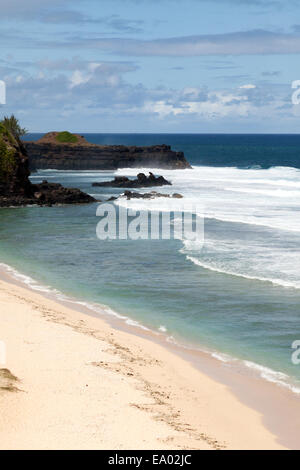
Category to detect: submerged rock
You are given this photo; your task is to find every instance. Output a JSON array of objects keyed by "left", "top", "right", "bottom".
[
  {"left": 120, "top": 190, "right": 183, "bottom": 200},
  {"left": 92, "top": 172, "right": 172, "bottom": 188}
]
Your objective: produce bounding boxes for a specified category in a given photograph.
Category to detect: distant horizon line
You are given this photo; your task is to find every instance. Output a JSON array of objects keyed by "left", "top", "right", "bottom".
[{"left": 23, "top": 132, "right": 300, "bottom": 136}]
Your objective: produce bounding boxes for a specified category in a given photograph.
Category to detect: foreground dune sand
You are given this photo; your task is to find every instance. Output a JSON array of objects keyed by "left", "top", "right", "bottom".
[{"left": 0, "top": 278, "right": 287, "bottom": 450}]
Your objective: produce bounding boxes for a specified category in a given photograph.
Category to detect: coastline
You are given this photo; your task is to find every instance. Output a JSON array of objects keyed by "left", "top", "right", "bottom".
[{"left": 0, "top": 265, "right": 299, "bottom": 449}]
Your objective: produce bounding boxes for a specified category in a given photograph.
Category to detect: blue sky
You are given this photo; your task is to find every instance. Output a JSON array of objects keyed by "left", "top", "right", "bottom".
[{"left": 1, "top": 0, "right": 300, "bottom": 132}]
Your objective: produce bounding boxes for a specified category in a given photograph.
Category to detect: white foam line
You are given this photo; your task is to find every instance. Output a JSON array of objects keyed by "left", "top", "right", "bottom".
[
  {"left": 158, "top": 325, "right": 167, "bottom": 333},
  {"left": 0, "top": 263, "right": 61, "bottom": 295},
  {"left": 1, "top": 261, "right": 300, "bottom": 395},
  {"left": 243, "top": 361, "right": 300, "bottom": 395},
  {"left": 116, "top": 200, "right": 300, "bottom": 234},
  {"left": 203, "top": 215, "right": 300, "bottom": 234},
  {"left": 185, "top": 256, "right": 300, "bottom": 289},
  {"left": 0, "top": 263, "right": 150, "bottom": 333},
  {"left": 163, "top": 330, "right": 300, "bottom": 394}
]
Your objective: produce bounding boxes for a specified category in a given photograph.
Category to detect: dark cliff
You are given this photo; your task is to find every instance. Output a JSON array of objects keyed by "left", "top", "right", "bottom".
[
  {"left": 24, "top": 133, "right": 191, "bottom": 171},
  {"left": 0, "top": 123, "right": 33, "bottom": 199},
  {"left": 0, "top": 128, "right": 95, "bottom": 207}
]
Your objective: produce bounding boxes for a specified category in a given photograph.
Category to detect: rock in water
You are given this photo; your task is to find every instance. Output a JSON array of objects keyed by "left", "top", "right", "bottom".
[
  {"left": 120, "top": 190, "right": 183, "bottom": 200},
  {"left": 33, "top": 180, "right": 96, "bottom": 205},
  {"left": 92, "top": 172, "right": 172, "bottom": 188}
]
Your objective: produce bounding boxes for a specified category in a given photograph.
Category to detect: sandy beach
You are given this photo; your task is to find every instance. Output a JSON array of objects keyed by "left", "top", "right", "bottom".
[
  {"left": 2, "top": 0, "right": 300, "bottom": 453},
  {"left": 0, "top": 274, "right": 296, "bottom": 450}
]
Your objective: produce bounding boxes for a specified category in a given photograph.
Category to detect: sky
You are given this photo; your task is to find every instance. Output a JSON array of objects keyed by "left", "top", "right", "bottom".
[{"left": 0, "top": 0, "right": 300, "bottom": 133}]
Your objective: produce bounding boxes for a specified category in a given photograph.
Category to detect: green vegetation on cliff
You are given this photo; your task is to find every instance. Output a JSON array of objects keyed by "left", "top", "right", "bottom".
[
  {"left": 0, "top": 117, "right": 96, "bottom": 205},
  {"left": 1, "top": 115, "right": 27, "bottom": 140},
  {"left": 0, "top": 122, "right": 17, "bottom": 183},
  {"left": 56, "top": 131, "right": 78, "bottom": 144}
]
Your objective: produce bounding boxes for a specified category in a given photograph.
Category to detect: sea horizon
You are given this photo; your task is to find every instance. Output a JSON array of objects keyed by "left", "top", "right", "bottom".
[{"left": 2, "top": 0, "right": 300, "bottom": 452}]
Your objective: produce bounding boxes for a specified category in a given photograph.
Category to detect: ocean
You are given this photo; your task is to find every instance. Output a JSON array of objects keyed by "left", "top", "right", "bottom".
[{"left": 1, "top": 133, "right": 300, "bottom": 393}]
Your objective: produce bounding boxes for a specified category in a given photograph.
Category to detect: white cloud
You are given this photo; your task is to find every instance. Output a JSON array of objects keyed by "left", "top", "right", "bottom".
[
  {"left": 69, "top": 63, "right": 102, "bottom": 88},
  {"left": 240, "top": 84, "right": 256, "bottom": 89},
  {"left": 145, "top": 90, "right": 252, "bottom": 119},
  {"left": 0, "top": 57, "right": 295, "bottom": 132},
  {"left": 70, "top": 70, "right": 90, "bottom": 88}
]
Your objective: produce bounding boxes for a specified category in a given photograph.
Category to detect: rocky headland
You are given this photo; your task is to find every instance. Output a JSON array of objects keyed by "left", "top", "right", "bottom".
[
  {"left": 0, "top": 125, "right": 95, "bottom": 207},
  {"left": 24, "top": 132, "right": 191, "bottom": 171}
]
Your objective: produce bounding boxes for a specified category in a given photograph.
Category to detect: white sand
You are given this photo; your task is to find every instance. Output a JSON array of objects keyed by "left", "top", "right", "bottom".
[{"left": 0, "top": 278, "right": 287, "bottom": 450}]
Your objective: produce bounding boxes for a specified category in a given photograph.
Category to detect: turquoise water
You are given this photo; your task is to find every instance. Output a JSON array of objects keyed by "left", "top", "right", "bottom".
[{"left": 1, "top": 134, "right": 300, "bottom": 392}]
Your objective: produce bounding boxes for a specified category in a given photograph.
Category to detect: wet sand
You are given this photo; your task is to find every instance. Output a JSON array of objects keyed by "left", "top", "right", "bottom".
[{"left": 0, "top": 271, "right": 297, "bottom": 449}]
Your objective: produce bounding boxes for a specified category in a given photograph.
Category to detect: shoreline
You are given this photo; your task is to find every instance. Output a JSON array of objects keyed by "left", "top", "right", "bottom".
[
  {"left": 2, "top": 260, "right": 300, "bottom": 396},
  {"left": 0, "top": 264, "right": 299, "bottom": 449}
]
